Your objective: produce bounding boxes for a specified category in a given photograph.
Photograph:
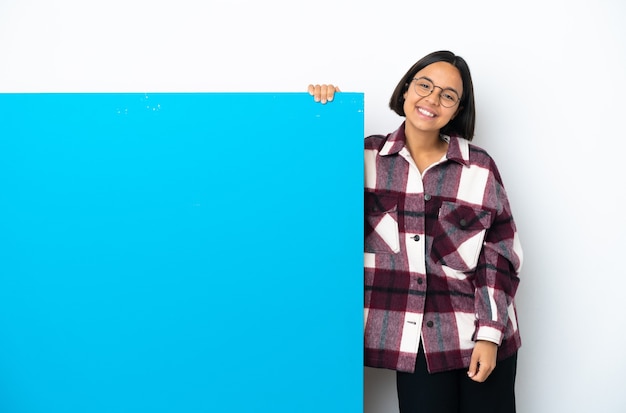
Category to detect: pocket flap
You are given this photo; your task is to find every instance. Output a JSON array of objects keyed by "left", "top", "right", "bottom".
[{"left": 439, "top": 202, "right": 491, "bottom": 230}]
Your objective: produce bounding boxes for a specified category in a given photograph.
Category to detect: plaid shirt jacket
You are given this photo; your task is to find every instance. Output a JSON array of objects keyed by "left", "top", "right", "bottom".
[{"left": 364, "top": 123, "right": 523, "bottom": 374}]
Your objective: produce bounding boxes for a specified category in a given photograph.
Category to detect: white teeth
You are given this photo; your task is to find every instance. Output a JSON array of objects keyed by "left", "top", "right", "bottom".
[{"left": 418, "top": 107, "right": 435, "bottom": 117}]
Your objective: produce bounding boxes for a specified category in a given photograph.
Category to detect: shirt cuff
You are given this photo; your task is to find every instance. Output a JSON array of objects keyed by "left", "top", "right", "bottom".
[{"left": 475, "top": 325, "right": 503, "bottom": 345}]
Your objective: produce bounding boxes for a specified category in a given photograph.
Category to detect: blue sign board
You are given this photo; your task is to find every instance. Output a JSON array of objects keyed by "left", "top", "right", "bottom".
[{"left": 0, "top": 93, "right": 364, "bottom": 412}]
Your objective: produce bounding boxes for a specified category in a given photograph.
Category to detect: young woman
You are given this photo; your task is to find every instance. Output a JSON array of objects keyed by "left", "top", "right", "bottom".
[{"left": 310, "top": 51, "right": 523, "bottom": 413}]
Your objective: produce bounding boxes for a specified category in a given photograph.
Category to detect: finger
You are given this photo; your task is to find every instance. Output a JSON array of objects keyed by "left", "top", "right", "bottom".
[
  {"left": 470, "top": 360, "right": 496, "bottom": 383},
  {"left": 470, "top": 364, "right": 487, "bottom": 382},
  {"left": 307, "top": 84, "right": 315, "bottom": 96},
  {"left": 320, "top": 85, "right": 331, "bottom": 104},
  {"left": 467, "top": 355, "right": 479, "bottom": 379},
  {"left": 326, "top": 85, "right": 341, "bottom": 102},
  {"left": 325, "top": 84, "right": 337, "bottom": 102}
]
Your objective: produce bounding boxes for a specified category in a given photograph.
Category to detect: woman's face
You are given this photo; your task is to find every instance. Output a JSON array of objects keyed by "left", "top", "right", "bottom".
[{"left": 402, "top": 61, "right": 463, "bottom": 138}]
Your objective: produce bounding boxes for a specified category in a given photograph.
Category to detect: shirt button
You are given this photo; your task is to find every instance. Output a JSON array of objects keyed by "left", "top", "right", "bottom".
[
  {"left": 412, "top": 234, "right": 420, "bottom": 241},
  {"left": 426, "top": 321, "right": 434, "bottom": 328},
  {"left": 417, "top": 278, "right": 423, "bottom": 285},
  {"left": 459, "top": 218, "right": 467, "bottom": 227},
  {"left": 424, "top": 194, "right": 432, "bottom": 201}
]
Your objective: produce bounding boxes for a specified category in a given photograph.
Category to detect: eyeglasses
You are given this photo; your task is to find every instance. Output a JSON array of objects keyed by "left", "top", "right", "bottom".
[{"left": 412, "top": 77, "right": 460, "bottom": 108}]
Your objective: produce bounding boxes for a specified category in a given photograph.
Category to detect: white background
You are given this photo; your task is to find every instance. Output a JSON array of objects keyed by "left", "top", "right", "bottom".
[{"left": 1, "top": 1, "right": 625, "bottom": 412}]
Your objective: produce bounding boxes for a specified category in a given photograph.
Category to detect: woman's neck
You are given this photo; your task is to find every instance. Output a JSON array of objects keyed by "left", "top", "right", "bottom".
[{"left": 404, "top": 128, "right": 448, "bottom": 174}]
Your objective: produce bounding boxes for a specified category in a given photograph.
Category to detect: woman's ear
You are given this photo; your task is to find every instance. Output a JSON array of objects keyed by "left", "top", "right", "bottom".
[{"left": 402, "top": 83, "right": 410, "bottom": 101}]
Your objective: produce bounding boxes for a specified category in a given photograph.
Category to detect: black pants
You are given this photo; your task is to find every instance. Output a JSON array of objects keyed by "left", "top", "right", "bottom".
[{"left": 396, "top": 346, "right": 517, "bottom": 413}]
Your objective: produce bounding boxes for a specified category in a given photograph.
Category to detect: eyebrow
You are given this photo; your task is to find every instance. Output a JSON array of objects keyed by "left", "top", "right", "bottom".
[{"left": 420, "top": 76, "right": 461, "bottom": 96}]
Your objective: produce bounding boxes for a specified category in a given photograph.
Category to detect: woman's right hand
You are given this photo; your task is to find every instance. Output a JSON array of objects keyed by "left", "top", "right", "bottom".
[{"left": 307, "top": 84, "right": 341, "bottom": 104}]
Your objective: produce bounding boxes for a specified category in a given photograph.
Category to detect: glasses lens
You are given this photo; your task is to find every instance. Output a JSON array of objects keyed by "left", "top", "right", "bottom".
[
  {"left": 439, "top": 90, "right": 459, "bottom": 108},
  {"left": 413, "top": 78, "right": 434, "bottom": 97}
]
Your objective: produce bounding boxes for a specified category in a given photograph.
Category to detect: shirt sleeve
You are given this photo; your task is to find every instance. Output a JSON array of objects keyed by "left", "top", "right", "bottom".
[{"left": 473, "top": 167, "right": 523, "bottom": 345}]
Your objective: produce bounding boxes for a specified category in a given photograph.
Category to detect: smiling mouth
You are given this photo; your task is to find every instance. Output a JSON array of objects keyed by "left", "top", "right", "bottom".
[{"left": 417, "top": 107, "right": 436, "bottom": 118}]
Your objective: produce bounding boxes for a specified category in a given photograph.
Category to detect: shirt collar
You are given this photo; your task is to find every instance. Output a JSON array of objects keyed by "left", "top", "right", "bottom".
[{"left": 379, "top": 122, "right": 470, "bottom": 167}]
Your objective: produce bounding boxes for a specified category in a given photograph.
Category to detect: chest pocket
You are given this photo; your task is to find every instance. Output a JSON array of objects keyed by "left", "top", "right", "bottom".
[
  {"left": 365, "top": 192, "right": 400, "bottom": 254},
  {"left": 430, "top": 202, "right": 492, "bottom": 271}
]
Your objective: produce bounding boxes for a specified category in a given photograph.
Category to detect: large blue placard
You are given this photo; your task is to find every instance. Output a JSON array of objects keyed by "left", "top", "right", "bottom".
[{"left": 0, "top": 93, "right": 364, "bottom": 413}]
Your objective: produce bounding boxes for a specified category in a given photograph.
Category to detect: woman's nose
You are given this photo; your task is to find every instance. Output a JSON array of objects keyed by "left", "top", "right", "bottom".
[{"left": 424, "top": 88, "right": 444, "bottom": 105}]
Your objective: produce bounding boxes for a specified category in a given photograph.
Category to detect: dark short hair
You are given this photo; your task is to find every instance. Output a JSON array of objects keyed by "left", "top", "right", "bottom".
[{"left": 388, "top": 50, "right": 476, "bottom": 141}]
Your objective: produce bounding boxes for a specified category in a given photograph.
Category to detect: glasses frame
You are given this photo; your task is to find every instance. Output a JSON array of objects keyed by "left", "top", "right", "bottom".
[{"left": 411, "top": 77, "right": 461, "bottom": 108}]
